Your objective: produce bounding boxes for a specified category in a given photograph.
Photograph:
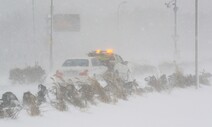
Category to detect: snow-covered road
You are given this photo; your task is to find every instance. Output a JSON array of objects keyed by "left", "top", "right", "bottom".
[{"left": 1, "top": 85, "right": 212, "bottom": 127}]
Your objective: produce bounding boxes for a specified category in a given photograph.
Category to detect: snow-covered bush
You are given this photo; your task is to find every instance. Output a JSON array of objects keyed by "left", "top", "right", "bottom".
[
  {"left": 23, "top": 91, "right": 40, "bottom": 116},
  {"left": 145, "top": 71, "right": 212, "bottom": 91},
  {"left": 9, "top": 65, "right": 46, "bottom": 84},
  {"left": 89, "top": 78, "right": 111, "bottom": 103},
  {"left": 199, "top": 71, "right": 212, "bottom": 85},
  {"left": 0, "top": 92, "right": 22, "bottom": 119},
  {"left": 145, "top": 74, "right": 168, "bottom": 92},
  {"left": 168, "top": 72, "right": 191, "bottom": 88}
]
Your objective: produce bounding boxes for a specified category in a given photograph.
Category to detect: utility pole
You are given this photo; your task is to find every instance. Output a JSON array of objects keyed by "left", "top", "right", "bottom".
[
  {"left": 32, "top": 0, "right": 35, "bottom": 44},
  {"left": 166, "top": 0, "right": 179, "bottom": 61},
  {"left": 173, "top": 0, "right": 178, "bottom": 60},
  {"left": 50, "top": 0, "right": 53, "bottom": 71},
  {"left": 195, "top": 0, "right": 199, "bottom": 88}
]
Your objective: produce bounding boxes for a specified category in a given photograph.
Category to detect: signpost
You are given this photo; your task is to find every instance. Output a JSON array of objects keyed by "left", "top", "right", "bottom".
[
  {"left": 195, "top": 0, "right": 199, "bottom": 88},
  {"left": 50, "top": 0, "right": 53, "bottom": 71},
  {"left": 53, "top": 14, "right": 80, "bottom": 32}
]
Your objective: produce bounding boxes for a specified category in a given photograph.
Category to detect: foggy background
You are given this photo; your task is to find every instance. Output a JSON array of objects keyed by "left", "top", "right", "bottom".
[{"left": 0, "top": 0, "right": 212, "bottom": 76}]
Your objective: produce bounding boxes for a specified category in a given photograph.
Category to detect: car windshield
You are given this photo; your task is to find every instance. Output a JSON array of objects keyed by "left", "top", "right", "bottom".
[
  {"left": 62, "top": 59, "right": 89, "bottom": 67},
  {"left": 91, "top": 58, "right": 103, "bottom": 66}
]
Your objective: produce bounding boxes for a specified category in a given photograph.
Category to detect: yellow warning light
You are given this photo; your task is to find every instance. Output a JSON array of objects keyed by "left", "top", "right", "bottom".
[
  {"left": 106, "top": 49, "right": 113, "bottom": 54},
  {"left": 96, "top": 49, "right": 101, "bottom": 54}
]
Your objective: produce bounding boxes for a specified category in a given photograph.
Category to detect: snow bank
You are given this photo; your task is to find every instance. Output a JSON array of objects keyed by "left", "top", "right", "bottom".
[{"left": 0, "top": 86, "right": 212, "bottom": 127}]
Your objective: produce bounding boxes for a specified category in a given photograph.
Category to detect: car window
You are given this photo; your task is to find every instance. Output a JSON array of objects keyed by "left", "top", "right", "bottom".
[
  {"left": 91, "top": 58, "right": 103, "bottom": 66},
  {"left": 62, "top": 59, "right": 89, "bottom": 67},
  {"left": 117, "top": 55, "right": 124, "bottom": 63},
  {"left": 114, "top": 55, "right": 123, "bottom": 63}
]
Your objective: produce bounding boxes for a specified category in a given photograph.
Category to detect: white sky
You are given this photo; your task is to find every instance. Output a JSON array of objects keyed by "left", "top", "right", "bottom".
[{"left": 0, "top": 0, "right": 212, "bottom": 74}]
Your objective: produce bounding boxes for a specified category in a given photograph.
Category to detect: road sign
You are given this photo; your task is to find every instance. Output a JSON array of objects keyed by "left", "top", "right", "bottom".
[{"left": 53, "top": 14, "right": 80, "bottom": 32}]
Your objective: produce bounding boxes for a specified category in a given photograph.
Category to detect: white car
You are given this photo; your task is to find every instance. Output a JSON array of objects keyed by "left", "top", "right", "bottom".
[
  {"left": 55, "top": 57, "right": 106, "bottom": 80},
  {"left": 54, "top": 54, "right": 131, "bottom": 84}
]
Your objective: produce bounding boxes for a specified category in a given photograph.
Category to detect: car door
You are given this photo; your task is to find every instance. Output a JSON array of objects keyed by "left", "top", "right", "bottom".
[
  {"left": 89, "top": 58, "right": 107, "bottom": 78},
  {"left": 114, "top": 55, "right": 129, "bottom": 80}
]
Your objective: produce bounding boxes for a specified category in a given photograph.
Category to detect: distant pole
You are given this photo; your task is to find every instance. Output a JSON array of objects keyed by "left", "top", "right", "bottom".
[
  {"left": 165, "top": 0, "right": 179, "bottom": 62},
  {"left": 195, "top": 0, "right": 199, "bottom": 88},
  {"left": 173, "top": 0, "right": 178, "bottom": 61},
  {"left": 50, "top": 0, "right": 53, "bottom": 71},
  {"left": 32, "top": 0, "right": 35, "bottom": 44}
]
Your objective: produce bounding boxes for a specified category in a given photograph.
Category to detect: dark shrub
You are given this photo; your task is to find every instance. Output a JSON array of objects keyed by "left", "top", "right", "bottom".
[{"left": 9, "top": 65, "right": 46, "bottom": 84}]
